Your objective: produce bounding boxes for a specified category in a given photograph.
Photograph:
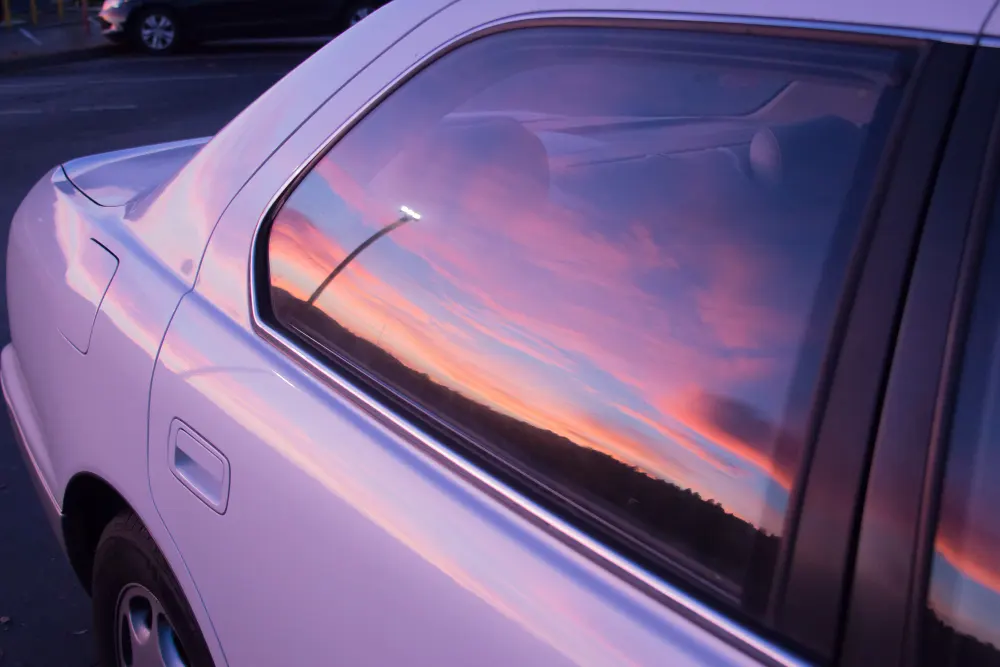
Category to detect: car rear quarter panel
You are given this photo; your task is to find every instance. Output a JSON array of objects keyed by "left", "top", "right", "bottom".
[
  {"left": 6, "top": 164, "right": 202, "bottom": 518},
  {"left": 5, "top": 167, "right": 229, "bottom": 665}
]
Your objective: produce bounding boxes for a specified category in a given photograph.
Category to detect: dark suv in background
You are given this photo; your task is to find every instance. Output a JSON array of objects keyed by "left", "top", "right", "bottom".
[{"left": 98, "top": 0, "right": 387, "bottom": 53}]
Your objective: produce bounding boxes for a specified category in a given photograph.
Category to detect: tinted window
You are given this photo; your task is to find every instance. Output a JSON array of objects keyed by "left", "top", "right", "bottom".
[
  {"left": 922, "top": 207, "right": 1000, "bottom": 666},
  {"left": 262, "top": 27, "right": 910, "bottom": 622}
]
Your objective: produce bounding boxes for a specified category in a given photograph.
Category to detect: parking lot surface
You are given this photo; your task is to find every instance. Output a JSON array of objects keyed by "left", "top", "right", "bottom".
[{"left": 0, "top": 46, "right": 314, "bottom": 666}]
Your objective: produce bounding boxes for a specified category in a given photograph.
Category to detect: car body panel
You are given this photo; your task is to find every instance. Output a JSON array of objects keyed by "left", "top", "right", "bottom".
[
  {"left": 1, "top": 344, "right": 61, "bottom": 542},
  {"left": 4, "top": 167, "right": 230, "bottom": 665},
  {"left": 61, "top": 137, "right": 211, "bottom": 207},
  {"left": 6, "top": 166, "right": 188, "bottom": 504},
  {"left": 428, "top": 0, "right": 996, "bottom": 38}
]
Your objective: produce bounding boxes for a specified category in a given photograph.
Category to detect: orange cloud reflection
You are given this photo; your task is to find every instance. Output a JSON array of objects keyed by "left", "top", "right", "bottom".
[
  {"left": 934, "top": 537, "right": 1000, "bottom": 606},
  {"left": 263, "top": 88, "right": 874, "bottom": 540},
  {"left": 269, "top": 176, "right": 810, "bottom": 535}
]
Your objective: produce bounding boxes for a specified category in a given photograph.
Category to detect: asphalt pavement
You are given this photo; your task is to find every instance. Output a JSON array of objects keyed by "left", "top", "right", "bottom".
[{"left": 0, "top": 46, "right": 316, "bottom": 666}]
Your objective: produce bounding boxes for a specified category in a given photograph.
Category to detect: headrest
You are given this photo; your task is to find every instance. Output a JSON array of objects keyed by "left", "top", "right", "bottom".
[
  {"left": 371, "top": 115, "right": 550, "bottom": 219},
  {"left": 749, "top": 116, "right": 864, "bottom": 198}
]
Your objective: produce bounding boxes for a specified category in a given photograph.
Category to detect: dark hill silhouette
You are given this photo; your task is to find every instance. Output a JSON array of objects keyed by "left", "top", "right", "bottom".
[
  {"left": 270, "top": 286, "right": 780, "bottom": 605},
  {"left": 923, "top": 607, "right": 1000, "bottom": 666}
]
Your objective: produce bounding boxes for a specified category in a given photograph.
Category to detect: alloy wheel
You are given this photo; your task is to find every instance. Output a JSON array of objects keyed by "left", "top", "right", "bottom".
[
  {"left": 115, "top": 584, "right": 190, "bottom": 667},
  {"left": 140, "top": 14, "right": 176, "bottom": 51}
]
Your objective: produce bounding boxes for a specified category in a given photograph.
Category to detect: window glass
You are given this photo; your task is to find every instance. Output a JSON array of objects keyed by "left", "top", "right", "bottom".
[
  {"left": 922, "top": 206, "right": 1000, "bottom": 665},
  {"left": 263, "top": 27, "right": 911, "bottom": 620}
]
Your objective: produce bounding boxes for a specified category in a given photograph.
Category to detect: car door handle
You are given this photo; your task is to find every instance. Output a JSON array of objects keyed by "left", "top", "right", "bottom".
[{"left": 168, "top": 420, "right": 230, "bottom": 514}]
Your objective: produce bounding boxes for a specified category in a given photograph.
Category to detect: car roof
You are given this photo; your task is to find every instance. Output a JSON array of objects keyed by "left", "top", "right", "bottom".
[{"left": 401, "top": 0, "right": 997, "bottom": 41}]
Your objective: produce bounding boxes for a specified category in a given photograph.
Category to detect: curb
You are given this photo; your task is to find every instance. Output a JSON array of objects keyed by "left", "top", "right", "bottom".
[{"left": 0, "top": 43, "right": 117, "bottom": 75}]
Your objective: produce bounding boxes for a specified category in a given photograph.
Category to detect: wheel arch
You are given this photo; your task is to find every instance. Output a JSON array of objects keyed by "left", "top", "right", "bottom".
[
  {"left": 61, "top": 472, "right": 229, "bottom": 666},
  {"left": 61, "top": 472, "right": 131, "bottom": 595}
]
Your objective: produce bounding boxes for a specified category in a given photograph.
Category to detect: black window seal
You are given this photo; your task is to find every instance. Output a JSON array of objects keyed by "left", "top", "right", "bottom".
[
  {"left": 247, "top": 14, "right": 959, "bottom": 667},
  {"left": 774, "top": 41, "right": 975, "bottom": 660},
  {"left": 837, "top": 46, "right": 1000, "bottom": 667},
  {"left": 902, "top": 48, "right": 1000, "bottom": 667}
]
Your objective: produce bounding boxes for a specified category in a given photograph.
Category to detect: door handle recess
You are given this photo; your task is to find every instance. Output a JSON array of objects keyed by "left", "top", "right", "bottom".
[{"left": 169, "top": 420, "right": 230, "bottom": 514}]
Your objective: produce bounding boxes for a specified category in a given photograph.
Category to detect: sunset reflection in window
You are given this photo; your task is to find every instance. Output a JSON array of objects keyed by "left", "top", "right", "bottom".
[{"left": 263, "top": 27, "right": 909, "bottom": 617}]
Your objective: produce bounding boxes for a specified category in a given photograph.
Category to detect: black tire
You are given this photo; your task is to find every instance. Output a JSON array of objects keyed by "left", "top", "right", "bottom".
[
  {"left": 129, "top": 7, "right": 181, "bottom": 55},
  {"left": 340, "top": 0, "right": 380, "bottom": 32},
  {"left": 92, "top": 511, "right": 214, "bottom": 667}
]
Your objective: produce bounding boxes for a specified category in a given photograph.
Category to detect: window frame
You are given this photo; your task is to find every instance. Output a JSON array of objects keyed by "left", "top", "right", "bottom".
[
  {"left": 247, "top": 12, "right": 967, "bottom": 665},
  {"left": 841, "top": 47, "right": 1000, "bottom": 667}
]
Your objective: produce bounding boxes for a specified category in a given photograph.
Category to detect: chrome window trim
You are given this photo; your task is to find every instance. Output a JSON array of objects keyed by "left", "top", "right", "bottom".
[{"left": 244, "top": 10, "right": 949, "bottom": 666}]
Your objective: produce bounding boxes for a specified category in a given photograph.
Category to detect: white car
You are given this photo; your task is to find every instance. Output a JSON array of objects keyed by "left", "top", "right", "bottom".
[{"left": 8, "top": 1, "right": 1000, "bottom": 666}]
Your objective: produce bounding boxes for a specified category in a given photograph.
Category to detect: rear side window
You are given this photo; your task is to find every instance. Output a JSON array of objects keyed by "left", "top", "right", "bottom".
[
  {"left": 921, "top": 205, "right": 1000, "bottom": 666},
  {"left": 260, "top": 26, "right": 911, "bottom": 625}
]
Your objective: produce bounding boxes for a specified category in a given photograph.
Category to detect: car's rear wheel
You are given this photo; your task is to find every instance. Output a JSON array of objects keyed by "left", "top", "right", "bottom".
[
  {"left": 92, "top": 511, "right": 214, "bottom": 667},
  {"left": 130, "top": 8, "right": 181, "bottom": 55}
]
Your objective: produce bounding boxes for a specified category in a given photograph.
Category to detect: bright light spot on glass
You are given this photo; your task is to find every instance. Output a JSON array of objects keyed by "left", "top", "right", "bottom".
[{"left": 400, "top": 205, "right": 422, "bottom": 221}]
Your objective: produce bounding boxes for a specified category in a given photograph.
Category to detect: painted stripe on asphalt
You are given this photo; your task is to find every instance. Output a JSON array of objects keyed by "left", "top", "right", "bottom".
[
  {"left": 122, "top": 39, "right": 329, "bottom": 61},
  {"left": 18, "top": 28, "right": 42, "bottom": 46},
  {"left": 0, "top": 73, "right": 243, "bottom": 90},
  {"left": 0, "top": 106, "right": 138, "bottom": 115},
  {"left": 70, "top": 104, "right": 139, "bottom": 112},
  {"left": 126, "top": 52, "right": 311, "bottom": 63}
]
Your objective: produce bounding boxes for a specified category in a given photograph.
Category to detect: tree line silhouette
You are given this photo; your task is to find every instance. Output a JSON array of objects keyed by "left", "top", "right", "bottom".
[
  {"left": 922, "top": 607, "right": 1000, "bottom": 666},
  {"left": 271, "top": 286, "right": 781, "bottom": 604}
]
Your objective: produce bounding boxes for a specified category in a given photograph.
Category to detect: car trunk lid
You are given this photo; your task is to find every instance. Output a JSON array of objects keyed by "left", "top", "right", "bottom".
[{"left": 61, "top": 136, "right": 212, "bottom": 207}]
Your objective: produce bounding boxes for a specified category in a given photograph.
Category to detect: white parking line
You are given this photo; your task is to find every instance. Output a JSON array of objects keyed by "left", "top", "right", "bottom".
[
  {"left": 122, "top": 39, "right": 330, "bottom": 62},
  {"left": 0, "top": 106, "right": 139, "bottom": 115},
  {"left": 0, "top": 73, "right": 242, "bottom": 90},
  {"left": 70, "top": 104, "right": 139, "bottom": 112},
  {"left": 128, "top": 52, "right": 309, "bottom": 63},
  {"left": 18, "top": 28, "right": 42, "bottom": 46}
]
